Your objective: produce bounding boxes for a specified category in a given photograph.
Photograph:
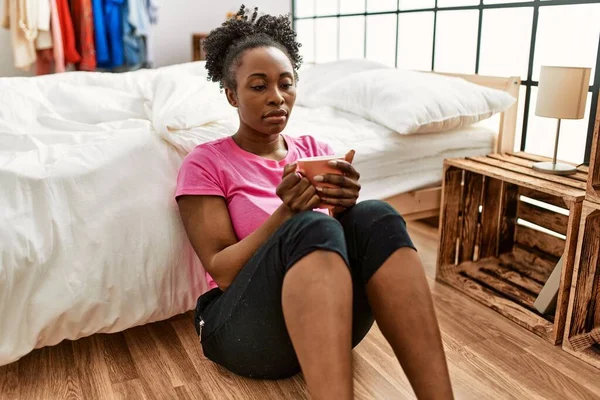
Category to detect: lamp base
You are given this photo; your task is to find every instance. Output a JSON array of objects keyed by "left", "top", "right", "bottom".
[{"left": 532, "top": 161, "right": 577, "bottom": 176}]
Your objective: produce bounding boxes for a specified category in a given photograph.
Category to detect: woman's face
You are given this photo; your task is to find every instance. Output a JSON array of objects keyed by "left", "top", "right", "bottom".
[{"left": 225, "top": 46, "right": 296, "bottom": 136}]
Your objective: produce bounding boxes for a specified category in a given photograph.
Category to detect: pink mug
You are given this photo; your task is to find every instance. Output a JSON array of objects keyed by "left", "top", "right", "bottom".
[{"left": 297, "top": 155, "right": 346, "bottom": 209}]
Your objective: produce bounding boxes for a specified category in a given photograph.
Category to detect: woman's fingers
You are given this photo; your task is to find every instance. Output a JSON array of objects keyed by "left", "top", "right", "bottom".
[
  {"left": 316, "top": 186, "right": 358, "bottom": 199},
  {"left": 277, "top": 171, "right": 301, "bottom": 196},
  {"left": 281, "top": 160, "right": 361, "bottom": 212},
  {"left": 320, "top": 197, "right": 356, "bottom": 208},
  {"left": 344, "top": 149, "right": 355, "bottom": 164},
  {"left": 315, "top": 173, "right": 361, "bottom": 190},
  {"left": 326, "top": 159, "right": 360, "bottom": 180},
  {"left": 284, "top": 177, "right": 312, "bottom": 208},
  {"left": 279, "top": 164, "right": 300, "bottom": 188},
  {"left": 294, "top": 184, "right": 318, "bottom": 210},
  {"left": 282, "top": 163, "right": 297, "bottom": 177},
  {"left": 293, "top": 176, "right": 312, "bottom": 194},
  {"left": 307, "top": 194, "right": 322, "bottom": 209}
]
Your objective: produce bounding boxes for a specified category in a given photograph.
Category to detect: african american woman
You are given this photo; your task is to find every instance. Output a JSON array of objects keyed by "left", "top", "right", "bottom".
[{"left": 175, "top": 6, "right": 454, "bottom": 400}]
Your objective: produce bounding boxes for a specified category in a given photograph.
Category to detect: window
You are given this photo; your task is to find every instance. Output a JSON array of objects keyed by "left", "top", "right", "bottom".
[
  {"left": 479, "top": 7, "right": 533, "bottom": 79},
  {"left": 367, "top": 0, "right": 398, "bottom": 13},
  {"left": 341, "top": 0, "right": 365, "bottom": 14},
  {"left": 484, "top": 0, "right": 531, "bottom": 4},
  {"left": 315, "top": 18, "right": 338, "bottom": 63},
  {"left": 397, "top": 12, "right": 434, "bottom": 71},
  {"left": 316, "top": 0, "right": 337, "bottom": 16},
  {"left": 533, "top": 4, "right": 600, "bottom": 84},
  {"left": 438, "top": 0, "right": 479, "bottom": 6},
  {"left": 399, "top": 0, "right": 435, "bottom": 10},
  {"left": 366, "top": 14, "right": 397, "bottom": 67},
  {"left": 295, "top": 19, "right": 315, "bottom": 63},
  {"left": 293, "top": 0, "right": 600, "bottom": 164},
  {"left": 294, "top": 0, "right": 315, "bottom": 18},
  {"left": 340, "top": 16, "right": 365, "bottom": 60},
  {"left": 434, "top": 10, "right": 479, "bottom": 74}
]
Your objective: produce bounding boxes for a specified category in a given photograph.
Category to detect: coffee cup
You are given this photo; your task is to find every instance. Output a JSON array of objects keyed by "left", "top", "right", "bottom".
[{"left": 297, "top": 155, "right": 346, "bottom": 209}]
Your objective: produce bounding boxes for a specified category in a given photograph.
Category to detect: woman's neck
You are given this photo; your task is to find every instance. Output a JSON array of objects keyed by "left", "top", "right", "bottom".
[{"left": 232, "top": 129, "right": 288, "bottom": 160}]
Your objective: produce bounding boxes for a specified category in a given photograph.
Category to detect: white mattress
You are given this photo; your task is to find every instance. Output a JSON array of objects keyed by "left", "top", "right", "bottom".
[{"left": 287, "top": 106, "right": 498, "bottom": 200}]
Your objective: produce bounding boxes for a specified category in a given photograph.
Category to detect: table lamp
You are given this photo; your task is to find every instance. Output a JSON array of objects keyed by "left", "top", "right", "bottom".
[{"left": 533, "top": 66, "right": 591, "bottom": 175}]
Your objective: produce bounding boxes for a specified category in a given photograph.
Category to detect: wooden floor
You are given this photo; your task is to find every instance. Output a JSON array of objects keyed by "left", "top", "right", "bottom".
[{"left": 1, "top": 222, "right": 600, "bottom": 400}]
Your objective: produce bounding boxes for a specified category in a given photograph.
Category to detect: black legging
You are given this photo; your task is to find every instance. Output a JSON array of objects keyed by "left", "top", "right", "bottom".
[{"left": 194, "top": 200, "right": 416, "bottom": 379}]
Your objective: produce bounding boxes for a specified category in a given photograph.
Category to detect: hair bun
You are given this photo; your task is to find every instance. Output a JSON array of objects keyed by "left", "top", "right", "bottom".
[{"left": 203, "top": 4, "right": 302, "bottom": 89}]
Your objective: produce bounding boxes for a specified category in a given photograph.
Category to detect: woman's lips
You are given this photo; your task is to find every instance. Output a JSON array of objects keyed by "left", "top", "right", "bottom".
[
  {"left": 264, "top": 115, "right": 287, "bottom": 123},
  {"left": 263, "top": 109, "right": 288, "bottom": 123}
]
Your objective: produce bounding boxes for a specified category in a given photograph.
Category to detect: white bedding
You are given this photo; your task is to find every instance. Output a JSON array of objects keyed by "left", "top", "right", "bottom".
[{"left": 0, "top": 61, "right": 496, "bottom": 366}]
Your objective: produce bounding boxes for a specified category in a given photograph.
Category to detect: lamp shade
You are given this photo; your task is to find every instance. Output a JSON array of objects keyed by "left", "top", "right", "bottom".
[{"left": 535, "top": 66, "right": 591, "bottom": 119}]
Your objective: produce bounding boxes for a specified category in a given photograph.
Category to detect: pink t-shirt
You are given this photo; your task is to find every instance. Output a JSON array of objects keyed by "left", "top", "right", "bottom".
[{"left": 175, "top": 134, "right": 334, "bottom": 289}]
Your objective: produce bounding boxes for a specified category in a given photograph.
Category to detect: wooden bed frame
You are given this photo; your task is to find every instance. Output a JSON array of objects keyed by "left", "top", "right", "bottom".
[{"left": 385, "top": 72, "right": 521, "bottom": 221}]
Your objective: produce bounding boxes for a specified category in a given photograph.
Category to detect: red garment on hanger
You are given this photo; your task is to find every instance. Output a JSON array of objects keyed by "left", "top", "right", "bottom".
[
  {"left": 36, "top": 49, "right": 55, "bottom": 75},
  {"left": 71, "top": 0, "right": 97, "bottom": 71},
  {"left": 56, "top": 0, "right": 81, "bottom": 64},
  {"left": 37, "top": 0, "right": 67, "bottom": 75}
]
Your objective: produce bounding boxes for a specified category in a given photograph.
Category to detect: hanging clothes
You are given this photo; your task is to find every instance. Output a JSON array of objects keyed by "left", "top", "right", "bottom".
[
  {"left": 34, "top": 0, "right": 53, "bottom": 76},
  {"left": 35, "top": 48, "right": 53, "bottom": 74},
  {"left": 123, "top": 0, "right": 147, "bottom": 68},
  {"left": 91, "top": 0, "right": 109, "bottom": 65},
  {"left": 144, "top": 0, "right": 157, "bottom": 67},
  {"left": 127, "top": 0, "right": 149, "bottom": 36},
  {"left": 70, "top": 0, "right": 96, "bottom": 71},
  {"left": 55, "top": 0, "right": 80, "bottom": 64},
  {"left": 2, "top": 0, "right": 38, "bottom": 69},
  {"left": 3, "top": 0, "right": 157, "bottom": 73},
  {"left": 124, "top": 0, "right": 156, "bottom": 68},
  {"left": 94, "top": 0, "right": 124, "bottom": 69},
  {"left": 50, "top": 0, "right": 65, "bottom": 72},
  {"left": 146, "top": 0, "right": 157, "bottom": 24},
  {"left": 34, "top": 0, "right": 52, "bottom": 51},
  {"left": 36, "top": 0, "right": 65, "bottom": 74}
]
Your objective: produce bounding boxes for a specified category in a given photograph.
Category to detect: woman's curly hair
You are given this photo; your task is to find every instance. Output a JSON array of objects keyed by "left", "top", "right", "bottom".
[{"left": 203, "top": 5, "right": 302, "bottom": 90}]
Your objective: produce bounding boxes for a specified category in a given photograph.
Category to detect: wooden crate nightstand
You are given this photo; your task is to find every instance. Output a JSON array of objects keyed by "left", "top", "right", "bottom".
[
  {"left": 585, "top": 99, "right": 600, "bottom": 203},
  {"left": 562, "top": 100, "right": 600, "bottom": 368},
  {"left": 436, "top": 153, "right": 587, "bottom": 344},
  {"left": 562, "top": 200, "right": 600, "bottom": 368}
]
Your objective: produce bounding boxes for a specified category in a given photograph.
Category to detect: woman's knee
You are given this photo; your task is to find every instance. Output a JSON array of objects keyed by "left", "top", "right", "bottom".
[
  {"left": 280, "top": 211, "right": 348, "bottom": 269},
  {"left": 286, "top": 211, "right": 345, "bottom": 241},
  {"left": 339, "top": 200, "right": 416, "bottom": 283},
  {"left": 344, "top": 200, "right": 406, "bottom": 228},
  {"left": 291, "top": 209, "right": 340, "bottom": 225}
]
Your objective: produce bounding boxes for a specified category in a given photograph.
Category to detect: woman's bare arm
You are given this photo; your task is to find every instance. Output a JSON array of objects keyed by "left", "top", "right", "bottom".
[
  {"left": 177, "top": 195, "right": 297, "bottom": 290},
  {"left": 177, "top": 164, "right": 321, "bottom": 290}
]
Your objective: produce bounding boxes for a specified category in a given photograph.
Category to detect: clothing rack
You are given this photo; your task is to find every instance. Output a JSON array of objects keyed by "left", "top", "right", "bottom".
[{"left": 1, "top": 0, "right": 158, "bottom": 75}]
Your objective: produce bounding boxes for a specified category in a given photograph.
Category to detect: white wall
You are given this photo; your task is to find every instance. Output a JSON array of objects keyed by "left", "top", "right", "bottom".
[
  {"left": 152, "top": 1, "right": 291, "bottom": 68},
  {"left": 0, "top": 0, "right": 291, "bottom": 76}
]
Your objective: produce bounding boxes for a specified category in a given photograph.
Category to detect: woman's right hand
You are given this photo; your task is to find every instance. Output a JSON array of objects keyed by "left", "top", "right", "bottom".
[{"left": 276, "top": 163, "right": 321, "bottom": 213}]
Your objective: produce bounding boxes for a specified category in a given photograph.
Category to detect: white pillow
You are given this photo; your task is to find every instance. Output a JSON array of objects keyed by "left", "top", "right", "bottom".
[
  {"left": 297, "top": 59, "right": 390, "bottom": 106},
  {"left": 304, "top": 68, "right": 516, "bottom": 134}
]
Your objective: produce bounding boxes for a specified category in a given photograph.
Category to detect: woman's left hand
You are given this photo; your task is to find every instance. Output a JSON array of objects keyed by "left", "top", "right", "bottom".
[{"left": 314, "top": 150, "right": 361, "bottom": 215}]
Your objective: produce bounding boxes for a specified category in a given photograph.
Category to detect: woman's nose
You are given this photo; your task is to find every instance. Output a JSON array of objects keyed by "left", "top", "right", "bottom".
[{"left": 267, "top": 88, "right": 284, "bottom": 105}]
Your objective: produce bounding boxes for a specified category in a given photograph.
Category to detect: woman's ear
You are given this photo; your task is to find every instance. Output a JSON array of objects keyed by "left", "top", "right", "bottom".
[{"left": 225, "top": 87, "right": 238, "bottom": 108}]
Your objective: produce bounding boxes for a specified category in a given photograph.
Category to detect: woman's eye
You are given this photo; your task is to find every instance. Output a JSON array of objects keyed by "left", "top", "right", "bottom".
[
  {"left": 252, "top": 85, "right": 266, "bottom": 91},
  {"left": 281, "top": 83, "right": 293, "bottom": 89}
]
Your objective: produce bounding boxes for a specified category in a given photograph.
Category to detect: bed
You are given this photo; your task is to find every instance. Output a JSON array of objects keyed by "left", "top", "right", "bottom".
[{"left": 0, "top": 60, "right": 518, "bottom": 366}]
